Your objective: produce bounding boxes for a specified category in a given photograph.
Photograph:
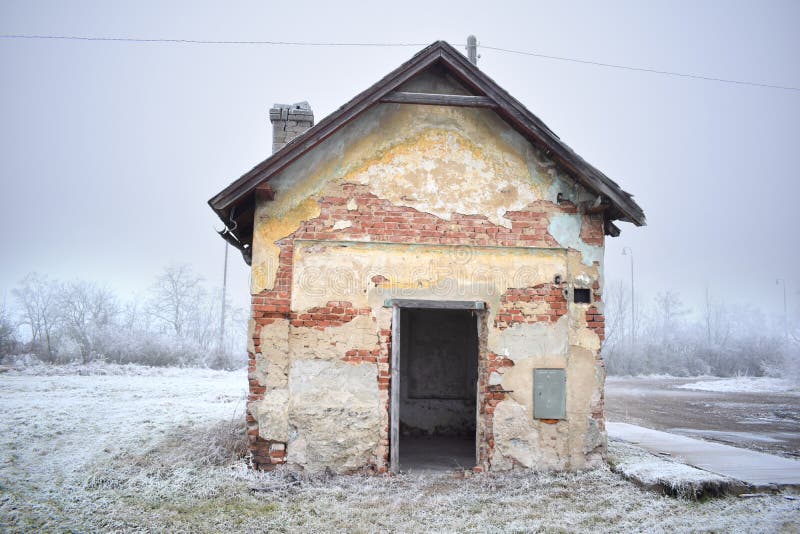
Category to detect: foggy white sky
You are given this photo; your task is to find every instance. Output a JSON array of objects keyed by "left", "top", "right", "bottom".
[{"left": 1, "top": 0, "right": 798, "bottom": 321}]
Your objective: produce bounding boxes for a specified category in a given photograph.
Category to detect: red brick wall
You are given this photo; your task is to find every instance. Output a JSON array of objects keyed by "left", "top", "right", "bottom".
[
  {"left": 246, "top": 242, "right": 292, "bottom": 470},
  {"left": 292, "top": 184, "right": 567, "bottom": 248},
  {"left": 493, "top": 283, "right": 568, "bottom": 329},
  {"left": 289, "top": 300, "right": 372, "bottom": 330}
]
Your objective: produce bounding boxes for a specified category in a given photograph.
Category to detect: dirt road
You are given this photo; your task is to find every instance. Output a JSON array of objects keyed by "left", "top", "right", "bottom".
[{"left": 606, "top": 377, "right": 800, "bottom": 458}]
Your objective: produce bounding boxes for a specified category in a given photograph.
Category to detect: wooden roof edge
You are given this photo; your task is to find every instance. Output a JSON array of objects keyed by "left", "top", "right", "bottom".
[
  {"left": 432, "top": 44, "right": 646, "bottom": 226},
  {"left": 208, "top": 40, "right": 645, "bottom": 227}
]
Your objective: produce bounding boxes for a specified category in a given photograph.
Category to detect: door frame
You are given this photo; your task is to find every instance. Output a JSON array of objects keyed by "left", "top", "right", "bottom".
[{"left": 386, "top": 299, "right": 485, "bottom": 474}]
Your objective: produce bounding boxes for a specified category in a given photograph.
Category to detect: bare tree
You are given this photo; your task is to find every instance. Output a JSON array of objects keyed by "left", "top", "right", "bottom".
[
  {"left": 59, "top": 280, "right": 118, "bottom": 363},
  {"left": 192, "top": 293, "right": 220, "bottom": 351},
  {"left": 147, "top": 264, "right": 205, "bottom": 337},
  {"left": 654, "top": 290, "right": 689, "bottom": 345},
  {"left": 6, "top": 267, "right": 247, "bottom": 369},
  {"left": 603, "top": 281, "right": 629, "bottom": 347},
  {"left": 704, "top": 290, "right": 733, "bottom": 349},
  {"left": 12, "top": 273, "right": 59, "bottom": 360},
  {"left": 0, "top": 295, "right": 19, "bottom": 357}
]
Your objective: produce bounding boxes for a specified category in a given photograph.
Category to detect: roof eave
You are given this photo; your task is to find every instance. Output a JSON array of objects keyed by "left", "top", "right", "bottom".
[{"left": 208, "top": 40, "right": 645, "bottom": 228}]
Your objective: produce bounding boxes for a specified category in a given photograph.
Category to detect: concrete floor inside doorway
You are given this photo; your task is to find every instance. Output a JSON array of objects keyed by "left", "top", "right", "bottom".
[
  {"left": 397, "top": 307, "right": 480, "bottom": 473},
  {"left": 400, "top": 436, "right": 476, "bottom": 473}
]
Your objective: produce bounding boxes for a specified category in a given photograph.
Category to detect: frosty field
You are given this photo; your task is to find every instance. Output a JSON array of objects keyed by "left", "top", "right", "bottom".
[{"left": 1, "top": 367, "right": 798, "bottom": 533}]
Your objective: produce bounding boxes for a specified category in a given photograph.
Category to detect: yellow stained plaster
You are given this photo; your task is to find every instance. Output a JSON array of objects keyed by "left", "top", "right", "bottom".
[
  {"left": 251, "top": 103, "right": 560, "bottom": 294},
  {"left": 291, "top": 240, "right": 566, "bottom": 312},
  {"left": 251, "top": 198, "right": 320, "bottom": 293},
  {"left": 348, "top": 129, "right": 543, "bottom": 228}
]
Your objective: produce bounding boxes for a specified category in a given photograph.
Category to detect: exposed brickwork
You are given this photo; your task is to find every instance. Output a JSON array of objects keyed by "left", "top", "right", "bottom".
[
  {"left": 246, "top": 416, "right": 287, "bottom": 471},
  {"left": 246, "top": 240, "right": 294, "bottom": 470},
  {"left": 342, "top": 347, "right": 381, "bottom": 364},
  {"left": 245, "top": 179, "right": 608, "bottom": 472},
  {"left": 289, "top": 300, "right": 372, "bottom": 330},
  {"left": 586, "top": 305, "right": 605, "bottom": 342},
  {"left": 376, "top": 327, "right": 392, "bottom": 472},
  {"left": 293, "top": 183, "right": 573, "bottom": 248},
  {"left": 493, "top": 283, "right": 568, "bottom": 329},
  {"left": 579, "top": 213, "right": 604, "bottom": 246},
  {"left": 478, "top": 348, "right": 514, "bottom": 468}
]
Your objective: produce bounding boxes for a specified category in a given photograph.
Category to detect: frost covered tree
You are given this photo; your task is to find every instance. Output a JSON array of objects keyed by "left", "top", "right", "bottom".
[
  {"left": 5, "top": 266, "right": 247, "bottom": 369},
  {"left": 12, "top": 273, "right": 60, "bottom": 361},
  {"left": 653, "top": 290, "right": 689, "bottom": 345},
  {"left": 603, "top": 281, "right": 629, "bottom": 348},
  {"left": 603, "top": 284, "right": 792, "bottom": 378},
  {"left": 58, "top": 280, "right": 118, "bottom": 364},
  {"left": 0, "top": 295, "right": 19, "bottom": 357},
  {"left": 147, "top": 264, "right": 205, "bottom": 338}
]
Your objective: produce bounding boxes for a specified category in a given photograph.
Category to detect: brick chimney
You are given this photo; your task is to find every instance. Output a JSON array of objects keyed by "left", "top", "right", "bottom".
[{"left": 269, "top": 101, "right": 314, "bottom": 153}]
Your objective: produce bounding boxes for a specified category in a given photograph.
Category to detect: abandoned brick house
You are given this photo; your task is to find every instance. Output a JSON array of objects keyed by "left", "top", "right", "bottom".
[{"left": 209, "top": 41, "right": 645, "bottom": 474}]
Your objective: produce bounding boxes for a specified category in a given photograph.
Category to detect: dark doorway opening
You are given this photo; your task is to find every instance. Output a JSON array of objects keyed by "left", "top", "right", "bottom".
[{"left": 399, "top": 308, "right": 478, "bottom": 471}]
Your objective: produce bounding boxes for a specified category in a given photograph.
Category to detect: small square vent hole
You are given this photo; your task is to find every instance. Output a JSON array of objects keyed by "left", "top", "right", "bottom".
[{"left": 573, "top": 288, "right": 591, "bottom": 304}]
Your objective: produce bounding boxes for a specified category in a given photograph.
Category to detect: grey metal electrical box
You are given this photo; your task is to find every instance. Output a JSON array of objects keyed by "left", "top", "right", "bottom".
[{"left": 533, "top": 368, "right": 566, "bottom": 419}]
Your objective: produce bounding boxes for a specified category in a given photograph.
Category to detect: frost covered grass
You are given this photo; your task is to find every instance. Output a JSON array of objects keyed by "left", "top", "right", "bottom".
[
  {"left": 1, "top": 367, "right": 799, "bottom": 532},
  {"left": 0, "top": 358, "right": 245, "bottom": 377},
  {"left": 677, "top": 376, "right": 800, "bottom": 394}
]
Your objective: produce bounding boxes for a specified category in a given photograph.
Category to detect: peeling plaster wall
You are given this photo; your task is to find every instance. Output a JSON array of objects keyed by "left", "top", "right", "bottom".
[
  {"left": 244, "top": 71, "right": 608, "bottom": 473},
  {"left": 286, "top": 359, "right": 382, "bottom": 472},
  {"left": 249, "top": 91, "right": 581, "bottom": 295},
  {"left": 291, "top": 241, "right": 568, "bottom": 312}
]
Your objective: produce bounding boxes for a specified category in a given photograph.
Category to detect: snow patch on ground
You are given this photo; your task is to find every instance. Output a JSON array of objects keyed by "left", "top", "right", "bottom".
[{"left": 677, "top": 377, "right": 800, "bottom": 394}]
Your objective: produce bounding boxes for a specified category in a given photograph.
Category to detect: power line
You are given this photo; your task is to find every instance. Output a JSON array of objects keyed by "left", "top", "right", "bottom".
[
  {"left": 480, "top": 44, "right": 800, "bottom": 93},
  {"left": 0, "top": 34, "right": 429, "bottom": 47},
  {"left": 1, "top": 33, "right": 798, "bottom": 92}
]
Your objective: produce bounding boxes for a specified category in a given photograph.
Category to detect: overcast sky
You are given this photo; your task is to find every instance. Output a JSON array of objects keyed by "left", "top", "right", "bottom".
[{"left": 1, "top": 0, "right": 798, "bottom": 322}]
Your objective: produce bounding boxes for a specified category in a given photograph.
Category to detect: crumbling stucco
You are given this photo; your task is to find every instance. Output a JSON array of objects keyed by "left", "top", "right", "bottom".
[
  {"left": 287, "top": 359, "right": 381, "bottom": 473},
  {"left": 246, "top": 318, "right": 256, "bottom": 355},
  {"left": 350, "top": 129, "right": 541, "bottom": 228},
  {"left": 490, "top": 315, "right": 570, "bottom": 363},
  {"left": 251, "top": 389, "right": 289, "bottom": 442},
  {"left": 291, "top": 240, "right": 567, "bottom": 312},
  {"left": 254, "top": 319, "right": 289, "bottom": 390},
  {"left": 245, "top": 68, "right": 611, "bottom": 474},
  {"left": 492, "top": 399, "right": 540, "bottom": 470},
  {"left": 249, "top": 97, "right": 579, "bottom": 295},
  {"left": 289, "top": 315, "right": 378, "bottom": 361},
  {"left": 331, "top": 220, "right": 353, "bottom": 231},
  {"left": 548, "top": 213, "right": 603, "bottom": 267},
  {"left": 252, "top": 198, "right": 319, "bottom": 293}
]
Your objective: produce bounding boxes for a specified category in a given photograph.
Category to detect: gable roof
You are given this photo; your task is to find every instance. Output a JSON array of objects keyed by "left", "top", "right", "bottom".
[{"left": 209, "top": 40, "right": 645, "bottom": 258}]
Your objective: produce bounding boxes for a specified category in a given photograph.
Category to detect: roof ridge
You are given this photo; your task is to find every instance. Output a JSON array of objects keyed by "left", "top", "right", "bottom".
[{"left": 209, "top": 39, "right": 645, "bottom": 240}]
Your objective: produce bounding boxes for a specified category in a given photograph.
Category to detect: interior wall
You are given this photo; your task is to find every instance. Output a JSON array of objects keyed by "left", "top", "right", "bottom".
[{"left": 400, "top": 309, "right": 478, "bottom": 436}]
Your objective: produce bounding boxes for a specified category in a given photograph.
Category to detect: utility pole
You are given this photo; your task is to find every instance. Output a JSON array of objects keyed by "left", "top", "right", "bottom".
[
  {"left": 705, "top": 286, "right": 711, "bottom": 345},
  {"left": 777, "top": 278, "right": 788, "bottom": 344},
  {"left": 622, "top": 247, "right": 635, "bottom": 347},
  {"left": 466, "top": 35, "right": 478, "bottom": 66},
  {"left": 219, "top": 241, "right": 229, "bottom": 353}
]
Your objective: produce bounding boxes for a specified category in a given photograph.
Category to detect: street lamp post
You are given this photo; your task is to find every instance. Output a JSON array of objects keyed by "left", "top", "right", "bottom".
[
  {"left": 777, "top": 278, "right": 788, "bottom": 344},
  {"left": 621, "top": 247, "right": 635, "bottom": 347}
]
